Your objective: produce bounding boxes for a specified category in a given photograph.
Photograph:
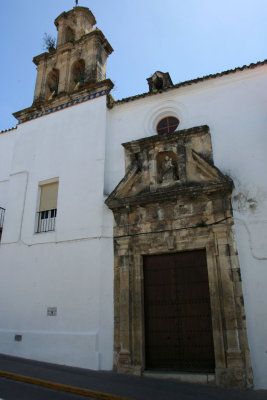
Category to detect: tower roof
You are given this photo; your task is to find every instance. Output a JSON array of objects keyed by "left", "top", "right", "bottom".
[{"left": 54, "top": 7, "right": 96, "bottom": 29}]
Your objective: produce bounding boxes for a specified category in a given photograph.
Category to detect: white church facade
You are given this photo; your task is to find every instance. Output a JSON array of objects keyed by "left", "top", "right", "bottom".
[{"left": 0, "top": 6, "right": 267, "bottom": 390}]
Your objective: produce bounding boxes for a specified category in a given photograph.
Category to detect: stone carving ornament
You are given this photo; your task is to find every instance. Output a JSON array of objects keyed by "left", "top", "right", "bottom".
[{"left": 161, "top": 155, "right": 178, "bottom": 183}]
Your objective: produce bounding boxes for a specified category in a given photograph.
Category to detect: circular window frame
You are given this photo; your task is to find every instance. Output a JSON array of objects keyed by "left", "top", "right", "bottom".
[{"left": 156, "top": 116, "right": 180, "bottom": 135}]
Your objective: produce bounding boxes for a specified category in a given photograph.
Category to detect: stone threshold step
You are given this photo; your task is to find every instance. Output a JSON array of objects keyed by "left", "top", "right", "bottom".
[{"left": 143, "top": 371, "right": 215, "bottom": 385}]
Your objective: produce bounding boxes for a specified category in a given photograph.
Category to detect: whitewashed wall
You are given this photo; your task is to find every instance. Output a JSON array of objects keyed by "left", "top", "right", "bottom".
[
  {"left": 0, "top": 64, "right": 266, "bottom": 388},
  {"left": 0, "top": 96, "right": 114, "bottom": 370},
  {"left": 106, "top": 65, "right": 267, "bottom": 388},
  {"left": 0, "top": 129, "right": 17, "bottom": 209}
]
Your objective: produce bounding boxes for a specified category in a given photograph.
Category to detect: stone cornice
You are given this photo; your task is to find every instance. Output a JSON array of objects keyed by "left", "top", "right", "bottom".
[
  {"left": 33, "top": 51, "right": 54, "bottom": 66},
  {"left": 106, "top": 180, "right": 233, "bottom": 210},
  {"left": 122, "top": 125, "right": 210, "bottom": 152},
  {"left": 81, "top": 29, "right": 113, "bottom": 55},
  {"left": 54, "top": 7, "right": 96, "bottom": 28},
  {"left": 13, "top": 79, "right": 114, "bottom": 124},
  {"left": 33, "top": 29, "right": 113, "bottom": 66}
]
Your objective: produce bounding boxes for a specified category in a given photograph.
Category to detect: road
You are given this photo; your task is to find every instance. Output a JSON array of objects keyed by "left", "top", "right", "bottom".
[{"left": 0, "top": 377, "right": 97, "bottom": 400}]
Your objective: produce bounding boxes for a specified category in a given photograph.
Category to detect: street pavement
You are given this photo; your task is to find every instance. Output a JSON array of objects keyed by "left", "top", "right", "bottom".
[
  {"left": 0, "top": 354, "right": 266, "bottom": 400},
  {"left": 0, "top": 377, "right": 97, "bottom": 400}
]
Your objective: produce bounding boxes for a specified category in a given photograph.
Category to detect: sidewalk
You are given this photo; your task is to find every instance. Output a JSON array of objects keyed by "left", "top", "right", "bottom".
[{"left": 0, "top": 354, "right": 266, "bottom": 400}]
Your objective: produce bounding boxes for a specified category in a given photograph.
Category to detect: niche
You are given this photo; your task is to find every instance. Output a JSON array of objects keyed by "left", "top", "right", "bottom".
[{"left": 156, "top": 151, "right": 179, "bottom": 184}]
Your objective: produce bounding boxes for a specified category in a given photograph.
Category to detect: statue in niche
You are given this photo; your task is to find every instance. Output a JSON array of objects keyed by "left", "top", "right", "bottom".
[{"left": 161, "top": 155, "right": 178, "bottom": 183}]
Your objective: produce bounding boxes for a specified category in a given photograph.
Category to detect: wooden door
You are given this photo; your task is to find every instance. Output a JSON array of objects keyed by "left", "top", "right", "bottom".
[{"left": 144, "top": 250, "right": 215, "bottom": 372}]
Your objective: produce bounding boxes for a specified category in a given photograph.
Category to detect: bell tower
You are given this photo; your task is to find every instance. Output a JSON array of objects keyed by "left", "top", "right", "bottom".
[
  {"left": 55, "top": 6, "right": 96, "bottom": 47},
  {"left": 13, "top": 6, "right": 113, "bottom": 123}
]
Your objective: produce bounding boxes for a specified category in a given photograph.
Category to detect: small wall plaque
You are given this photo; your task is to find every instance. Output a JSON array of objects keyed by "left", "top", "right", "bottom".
[
  {"left": 14, "top": 334, "right": 22, "bottom": 341},
  {"left": 47, "top": 307, "right": 57, "bottom": 316}
]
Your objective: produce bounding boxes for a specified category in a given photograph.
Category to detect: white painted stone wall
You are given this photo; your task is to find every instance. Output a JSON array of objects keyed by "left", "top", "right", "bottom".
[
  {"left": 0, "top": 96, "right": 114, "bottom": 370},
  {"left": 106, "top": 65, "right": 267, "bottom": 389},
  {"left": 0, "top": 64, "right": 267, "bottom": 388},
  {"left": 0, "top": 129, "right": 17, "bottom": 209}
]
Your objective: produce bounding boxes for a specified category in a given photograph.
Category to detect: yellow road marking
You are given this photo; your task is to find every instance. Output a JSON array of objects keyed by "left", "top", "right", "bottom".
[{"left": 0, "top": 370, "right": 135, "bottom": 400}]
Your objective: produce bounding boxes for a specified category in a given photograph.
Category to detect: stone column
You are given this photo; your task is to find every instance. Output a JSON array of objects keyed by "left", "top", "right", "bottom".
[
  {"left": 213, "top": 224, "right": 252, "bottom": 388},
  {"left": 206, "top": 241, "right": 227, "bottom": 370},
  {"left": 33, "top": 60, "right": 47, "bottom": 101},
  {"left": 58, "top": 50, "right": 72, "bottom": 94},
  {"left": 131, "top": 251, "right": 143, "bottom": 374},
  {"left": 115, "top": 237, "right": 132, "bottom": 373}
]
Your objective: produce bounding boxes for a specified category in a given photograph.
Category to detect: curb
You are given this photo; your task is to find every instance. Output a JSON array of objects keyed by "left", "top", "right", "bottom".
[{"left": 0, "top": 370, "right": 134, "bottom": 400}]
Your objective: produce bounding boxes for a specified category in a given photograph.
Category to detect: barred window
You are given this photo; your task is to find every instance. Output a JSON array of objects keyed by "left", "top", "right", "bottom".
[{"left": 36, "top": 181, "right": 58, "bottom": 233}]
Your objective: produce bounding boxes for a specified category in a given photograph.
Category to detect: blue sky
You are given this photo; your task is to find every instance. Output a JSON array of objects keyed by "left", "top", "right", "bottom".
[{"left": 0, "top": 0, "right": 266, "bottom": 131}]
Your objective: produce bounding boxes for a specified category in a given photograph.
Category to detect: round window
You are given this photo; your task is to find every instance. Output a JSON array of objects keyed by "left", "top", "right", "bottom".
[{"left": 156, "top": 116, "right": 179, "bottom": 135}]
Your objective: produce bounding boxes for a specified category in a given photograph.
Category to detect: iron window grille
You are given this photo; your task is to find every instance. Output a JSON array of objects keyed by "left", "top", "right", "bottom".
[{"left": 36, "top": 209, "right": 57, "bottom": 233}]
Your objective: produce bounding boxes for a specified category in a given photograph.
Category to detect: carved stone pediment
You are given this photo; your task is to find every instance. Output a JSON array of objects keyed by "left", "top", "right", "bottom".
[{"left": 105, "top": 125, "right": 233, "bottom": 209}]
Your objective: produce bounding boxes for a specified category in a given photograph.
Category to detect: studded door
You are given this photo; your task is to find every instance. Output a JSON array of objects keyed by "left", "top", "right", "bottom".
[{"left": 144, "top": 250, "right": 215, "bottom": 372}]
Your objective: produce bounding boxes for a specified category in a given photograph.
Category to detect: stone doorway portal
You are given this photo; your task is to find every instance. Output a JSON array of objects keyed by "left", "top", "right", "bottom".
[{"left": 106, "top": 125, "right": 253, "bottom": 388}]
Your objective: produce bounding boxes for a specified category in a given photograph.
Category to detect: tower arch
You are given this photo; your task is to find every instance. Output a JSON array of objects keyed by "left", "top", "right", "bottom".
[
  {"left": 64, "top": 26, "right": 75, "bottom": 43},
  {"left": 70, "top": 59, "right": 86, "bottom": 91},
  {"left": 45, "top": 68, "right": 60, "bottom": 99}
]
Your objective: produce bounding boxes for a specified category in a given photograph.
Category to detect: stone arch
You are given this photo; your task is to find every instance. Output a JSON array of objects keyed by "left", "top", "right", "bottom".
[
  {"left": 144, "top": 100, "right": 187, "bottom": 136},
  {"left": 45, "top": 68, "right": 59, "bottom": 99},
  {"left": 64, "top": 26, "right": 75, "bottom": 43},
  {"left": 70, "top": 59, "right": 86, "bottom": 91}
]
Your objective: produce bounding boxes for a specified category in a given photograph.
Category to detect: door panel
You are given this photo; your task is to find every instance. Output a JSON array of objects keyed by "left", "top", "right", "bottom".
[{"left": 144, "top": 250, "right": 215, "bottom": 372}]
